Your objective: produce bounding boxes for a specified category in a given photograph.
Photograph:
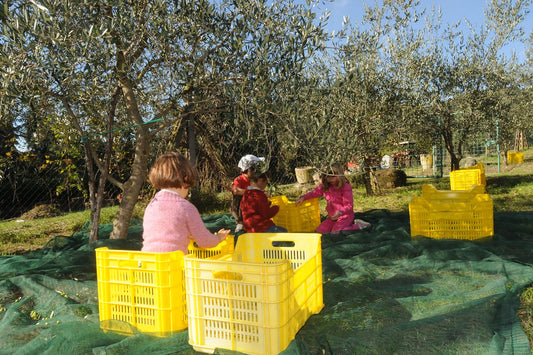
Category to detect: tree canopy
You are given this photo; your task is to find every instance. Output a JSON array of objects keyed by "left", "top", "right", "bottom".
[{"left": 1, "top": 0, "right": 531, "bottom": 236}]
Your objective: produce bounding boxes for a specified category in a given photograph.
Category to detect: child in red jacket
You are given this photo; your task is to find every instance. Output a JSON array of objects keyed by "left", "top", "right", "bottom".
[
  {"left": 241, "top": 173, "right": 287, "bottom": 233},
  {"left": 231, "top": 154, "right": 264, "bottom": 233}
]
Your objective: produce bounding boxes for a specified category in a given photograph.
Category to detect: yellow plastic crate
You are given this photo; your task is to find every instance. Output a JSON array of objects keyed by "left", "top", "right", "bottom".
[
  {"left": 187, "top": 235, "right": 234, "bottom": 258},
  {"left": 507, "top": 151, "right": 524, "bottom": 164},
  {"left": 450, "top": 163, "right": 486, "bottom": 191},
  {"left": 420, "top": 183, "right": 485, "bottom": 201},
  {"left": 96, "top": 236, "right": 234, "bottom": 337},
  {"left": 184, "top": 233, "right": 324, "bottom": 355},
  {"left": 409, "top": 184, "right": 493, "bottom": 240},
  {"left": 269, "top": 195, "right": 321, "bottom": 232},
  {"left": 95, "top": 247, "right": 187, "bottom": 337}
]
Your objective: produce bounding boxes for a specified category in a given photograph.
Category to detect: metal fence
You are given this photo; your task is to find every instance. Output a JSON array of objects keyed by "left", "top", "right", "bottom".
[
  {"left": 1, "top": 139, "right": 505, "bottom": 221},
  {"left": 0, "top": 158, "right": 121, "bottom": 221},
  {"left": 399, "top": 142, "right": 501, "bottom": 178}
]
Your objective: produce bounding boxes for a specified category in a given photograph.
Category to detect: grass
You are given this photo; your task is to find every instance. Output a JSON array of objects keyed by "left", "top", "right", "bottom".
[
  {"left": 0, "top": 205, "right": 145, "bottom": 255},
  {"left": 0, "top": 210, "right": 94, "bottom": 255},
  {"left": 1, "top": 148, "right": 533, "bottom": 347}
]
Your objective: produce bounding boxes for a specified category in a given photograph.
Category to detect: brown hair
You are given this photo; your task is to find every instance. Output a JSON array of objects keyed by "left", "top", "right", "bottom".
[
  {"left": 250, "top": 172, "right": 268, "bottom": 183},
  {"left": 148, "top": 152, "right": 198, "bottom": 189},
  {"left": 320, "top": 162, "right": 348, "bottom": 191}
]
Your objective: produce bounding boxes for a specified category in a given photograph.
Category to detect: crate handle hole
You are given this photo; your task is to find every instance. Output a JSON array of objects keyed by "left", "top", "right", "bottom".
[
  {"left": 272, "top": 241, "right": 295, "bottom": 248},
  {"left": 212, "top": 271, "right": 243, "bottom": 281}
]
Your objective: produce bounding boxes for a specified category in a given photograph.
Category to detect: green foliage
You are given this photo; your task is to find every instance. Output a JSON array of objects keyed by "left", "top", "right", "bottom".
[
  {"left": 189, "top": 187, "right": 231, "bottom": 215},
  {"left": 1, "top": 0, "right": 532, "bottom": 238},
  {"left": 1, "top": 0, "right": 333, "bottom": 237}
]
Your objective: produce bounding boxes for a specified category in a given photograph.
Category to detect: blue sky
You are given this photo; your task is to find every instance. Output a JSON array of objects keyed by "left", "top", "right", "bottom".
[{"left": 307, "top": 0, "right": 532, "bottom": 61}]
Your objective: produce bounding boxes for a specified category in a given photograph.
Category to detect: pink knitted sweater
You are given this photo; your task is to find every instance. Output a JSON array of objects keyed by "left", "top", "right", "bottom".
[
  {"left": 141, "top": 189, "right": 221, "bottom": 253},
  {"left": 302, "top": 182, "right": 356, "bottom": 232},
  {"left": 302, "top": 183, "right": 354, "bottom": 219}
]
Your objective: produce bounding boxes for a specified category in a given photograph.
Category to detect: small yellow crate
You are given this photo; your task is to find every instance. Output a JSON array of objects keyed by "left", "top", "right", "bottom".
[
  {"left": 409, "top": 184, "right": 493, "bottom": 240},
  {"left": 184, "top": 233, "right": 324, "bottom": 355},
  {"left": 269, "top": 195, "right": 321, "bottom": 232},
  {"left": 507, "top": 151, "right": 524, "bottom": 164},
  {"left": 96, "top": 236, "right": 234, "bottom": 337},
  {"left": 450, "top": 162, "right": 486, "bottom": 191},
  {"left": 95, "top": 247, "right": 187, "bottom": 337}
]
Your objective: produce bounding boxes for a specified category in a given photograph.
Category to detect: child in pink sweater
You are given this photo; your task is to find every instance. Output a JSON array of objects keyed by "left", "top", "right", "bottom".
[
  {"left": 296, "top": 163, "right": 370, "bottom": 233},
  {"left": 142, "top": 152, "right": 230, "bottom": 253}
]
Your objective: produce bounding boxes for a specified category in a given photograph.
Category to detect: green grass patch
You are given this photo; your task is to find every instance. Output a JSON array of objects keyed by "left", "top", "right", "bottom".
[{"left": 0, "top": 204, "right": 146, "bottom": 255}]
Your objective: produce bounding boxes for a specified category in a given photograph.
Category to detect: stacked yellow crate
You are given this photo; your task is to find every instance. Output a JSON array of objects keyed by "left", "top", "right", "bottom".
[
  {"left": 184, "top": 233, "right": 323, "bottom": 355},
  {"left": 95, "top": 236, "right": 234, "bottom": 337}
]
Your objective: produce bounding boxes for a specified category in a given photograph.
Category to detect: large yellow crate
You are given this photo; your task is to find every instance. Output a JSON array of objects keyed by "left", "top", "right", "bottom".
[
  {"left": 450, "top": 162, "right": 486, "bottom": 191},
  {"left": 269, "top": 195, "right": 321, "bottom": 232},
  {"left": 184, "top": 233, "right": 324, "bottom": 355},
  {"left": 419, "top": 183, "right": 485, "bottom": 201},
  {"left": 95, "top": 236, "right": 234, "bottom": 337},
  {"left": 507, "top": 151, "right": 524, "bottom": 164},
  {"left": 409, "top": 184, "right": 493, "bottom": 240}
]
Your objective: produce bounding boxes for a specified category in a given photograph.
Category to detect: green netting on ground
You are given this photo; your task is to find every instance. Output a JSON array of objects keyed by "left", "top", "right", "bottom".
[{"left": 1, "top": 211, "right": 532, "bottom": 354}]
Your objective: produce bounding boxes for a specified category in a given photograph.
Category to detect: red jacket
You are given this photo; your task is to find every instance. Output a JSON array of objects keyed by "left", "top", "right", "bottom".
[
  {"left": 241, "top": 188, "right": 279, "bottom": 232},
  {"left": 232, "top": 173, "right": 250, "bottom": 193}
]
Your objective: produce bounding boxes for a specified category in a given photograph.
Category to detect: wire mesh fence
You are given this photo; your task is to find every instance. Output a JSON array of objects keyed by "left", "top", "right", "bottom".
[
  {"left": 380, "top": 142, "right": 502, "bottom": 178},
  {"left": 0, "top": 139, "right": 504, "bottom": 222},
  {"left": 0, "top": 151, "right": 120, "bottom": 221}
]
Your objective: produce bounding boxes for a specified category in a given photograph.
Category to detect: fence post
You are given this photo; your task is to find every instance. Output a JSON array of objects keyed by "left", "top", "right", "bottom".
[
  {"left": 432, "top": 145, "right": 443, "bottom": 178},
  {"left": 496, "top": 117, "right": 500, "bottom": 173}
]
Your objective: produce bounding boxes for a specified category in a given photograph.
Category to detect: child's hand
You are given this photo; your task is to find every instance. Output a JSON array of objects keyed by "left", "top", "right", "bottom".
[
  {"left": 330, "top": 211, "right": 342, "bottom": 221},
  {"left": 295, "top": 196, "right": 305, "bottom": 206},
  {"left": 215, "top": 229, "right": 231, "bottom": 241}
]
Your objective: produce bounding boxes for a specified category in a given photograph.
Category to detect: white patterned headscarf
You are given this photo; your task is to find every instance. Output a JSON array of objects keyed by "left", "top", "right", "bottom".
[{"left": 238, "top": 155, "right": 265, "bottom": 171}]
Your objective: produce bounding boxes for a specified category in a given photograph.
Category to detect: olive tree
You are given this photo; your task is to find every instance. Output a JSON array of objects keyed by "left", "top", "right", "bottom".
[
  {"left": 1, "top": 0, "right": 328, "bottom": 239},
  {"left": 398, "top": 0, "right": 532, "bottom": 170},
  {"left": 314, "top": 1, "right": 427, "bottom": 194}
]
